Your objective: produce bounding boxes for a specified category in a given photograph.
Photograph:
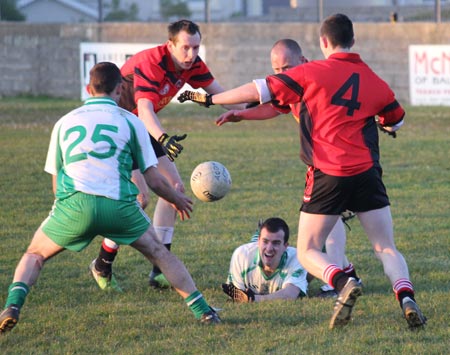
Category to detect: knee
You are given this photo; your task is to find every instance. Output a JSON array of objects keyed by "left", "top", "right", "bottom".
[
  {"left": 373, "top": 246, "right": 397, "bottom": 258},
  {"left": 133, "top": 229, "right": 166, "bottom": 257}
]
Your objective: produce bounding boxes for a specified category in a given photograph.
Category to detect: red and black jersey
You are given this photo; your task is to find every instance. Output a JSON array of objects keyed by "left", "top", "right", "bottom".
[
  {"left": 119, "top": 43, "right": 214, "bottom": 114},
  {"left": 266, "top": 52, "right": 405, "bottom": 177}
]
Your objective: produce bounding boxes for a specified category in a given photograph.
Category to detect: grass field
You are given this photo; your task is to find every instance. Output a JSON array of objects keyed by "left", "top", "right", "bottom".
[{"left": 0, "top": 97, "right": 449, "bottom": 354}]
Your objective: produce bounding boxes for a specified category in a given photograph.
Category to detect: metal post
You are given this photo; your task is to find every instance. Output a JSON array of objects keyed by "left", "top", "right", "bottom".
[
  {"left": 98, "top": 0, "right": 103, "bottom": 23},
  {"left": 435, "top": 0, "right": 441, "bottom": 23},
  {"left": 318, "top": 0, "right": 323, "bottom": 23},
  {"left": 97, "top": 0, "right": 103, "bottom": 42},
  {"left": 205, "top": 0, "right": 210, "bottom": 23}
]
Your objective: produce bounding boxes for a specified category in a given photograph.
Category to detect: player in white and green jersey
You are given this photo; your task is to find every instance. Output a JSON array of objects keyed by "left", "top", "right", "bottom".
[
  {"left": 45, "top": 95, "right": 157, "bottom": 203},
  {"left": 222, "top": 217, "right": 308, "bottom": 302},
  {"left": 0, "top": 62, "right": 220, "bottom": 335}
]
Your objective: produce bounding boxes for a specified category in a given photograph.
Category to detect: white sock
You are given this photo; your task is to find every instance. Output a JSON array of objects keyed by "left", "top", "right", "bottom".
[{"left": 153, "top": 227, "right": 174, "bottom": 245}]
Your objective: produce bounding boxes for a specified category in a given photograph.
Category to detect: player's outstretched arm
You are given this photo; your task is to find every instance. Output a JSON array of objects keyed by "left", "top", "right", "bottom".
[
  {"left": 253, "top": 284, "right": 301, "bottom": 302},
  {"left": 178, "top": 82, "right": 260, "bottom": 107},
  {"left": 203, "top": 80, "right": 247, "bottom": 111},
  {"left": 216, "top": 104, "right": 280, "bottom": 126}
]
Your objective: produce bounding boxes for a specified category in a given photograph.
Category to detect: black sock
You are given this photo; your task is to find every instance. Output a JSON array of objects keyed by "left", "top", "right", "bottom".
[
  {"left": 397, "top": 291, "right": 415, "bottom": 308},
  {"left": 152, "top": 243, "right": 171, "bottom": 274},
  {"left": 332, "top": 272, "right": 349, "bottom": 293},
  {"left": 95, "top": 245, "right": 118, "bottom": 277},
  {"left": 346, "top": 268, "right": 359, "bottom": 280},
  {"left": 343, "top": 263, "right": 359, "bottom": 281}
]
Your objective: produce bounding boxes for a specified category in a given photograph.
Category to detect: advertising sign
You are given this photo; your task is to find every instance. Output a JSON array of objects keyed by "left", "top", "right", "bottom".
[{"left": 409, "top": 45, "right": 450, "bottom": 106}]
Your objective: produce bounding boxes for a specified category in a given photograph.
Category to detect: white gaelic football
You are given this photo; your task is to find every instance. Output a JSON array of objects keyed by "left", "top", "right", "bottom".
[{"left": 190, "top": 161, "right": 232, "bottom": 202}]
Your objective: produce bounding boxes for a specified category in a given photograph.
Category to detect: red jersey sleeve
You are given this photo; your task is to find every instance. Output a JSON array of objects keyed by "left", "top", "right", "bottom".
[{"left": 377, "top": 99, "right": 405, "bottom": 126}]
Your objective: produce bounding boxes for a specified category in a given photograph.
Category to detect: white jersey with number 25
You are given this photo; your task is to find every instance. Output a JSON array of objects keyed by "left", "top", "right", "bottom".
[{"left": 45, "top": 97, "right": 157, "bottom": 202}]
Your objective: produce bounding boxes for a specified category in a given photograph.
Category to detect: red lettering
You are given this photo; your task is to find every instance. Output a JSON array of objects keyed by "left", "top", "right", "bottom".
[
  {"left": 415, "top": 51, "right": 428, "bottom": 75},
  {"left": 414, "top": 49, "right": 450, "bottom": 75},
  {"left": 431, "top": 57, "right": 440, "bottom": 74}
]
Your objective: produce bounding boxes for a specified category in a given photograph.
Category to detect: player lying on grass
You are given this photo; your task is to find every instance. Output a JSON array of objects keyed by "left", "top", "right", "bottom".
[
  {"left": 216, "top": 38, "right": 361, "bottom": 298},
  {"left": 222, "top": 217, "right": 308, "bottom": 302},
  {"left": 0, "top": 62, "right": 220, "bottom": 334}
]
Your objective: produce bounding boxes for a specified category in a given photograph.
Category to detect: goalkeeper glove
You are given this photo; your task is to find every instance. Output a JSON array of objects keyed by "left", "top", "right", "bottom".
[
  {"left": 177, "top": 90, "right": 214, "bottom": 107},
  {"left": 221, "top": 283, "right": 255, "bottom": 303},
  {"left": 158, "top": 133, "right": 187, "bottom": 162}
]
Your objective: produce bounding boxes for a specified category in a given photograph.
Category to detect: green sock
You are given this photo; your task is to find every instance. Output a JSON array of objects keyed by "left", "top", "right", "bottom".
[
  {"left": 5, "top": 282, "right": 29, "bottom": 309},
  {"left": 185, "top": 290, "right": 210, "bottom": 319}
]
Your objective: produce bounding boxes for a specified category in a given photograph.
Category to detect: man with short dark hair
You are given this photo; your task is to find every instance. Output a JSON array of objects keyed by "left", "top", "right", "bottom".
[
  {"left": 222, "top": 217, "right": 308, "bottom": 303},
  {"left": 0, "top": 62, "right": 220, "bottom": 334}
]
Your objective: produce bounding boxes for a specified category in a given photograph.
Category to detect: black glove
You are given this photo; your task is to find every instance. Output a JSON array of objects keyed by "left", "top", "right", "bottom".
[
  {"left": 177, "top": 90, "right": 214, "bottom": 107},
  {"left": 377, "top": 124, "right": 397, "bottom": 138},
  {"left": 222, "top": 283, "right": 255, "bottom": 303},
  {"left": 158, "top": 133, "right": 187, "bottom": 162}
]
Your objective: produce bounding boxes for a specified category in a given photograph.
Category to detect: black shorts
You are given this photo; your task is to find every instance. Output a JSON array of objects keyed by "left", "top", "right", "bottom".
[
  {"left": 150, "top": 134, "right": 165, "bottom": 158},
  {"left": 300, "top": 166, "right": 390, "bottom": 214},
  {"left": 132, "top": 134, "right": 165, "bottom": 170}
]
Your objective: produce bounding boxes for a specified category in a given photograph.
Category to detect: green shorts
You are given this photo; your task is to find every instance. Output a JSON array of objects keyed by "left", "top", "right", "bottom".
[{"left": 41, "top": 192, "right": 151, "bottom": 252}]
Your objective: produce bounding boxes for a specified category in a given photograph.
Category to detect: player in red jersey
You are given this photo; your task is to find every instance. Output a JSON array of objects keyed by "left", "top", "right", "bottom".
[
  {"left": 89, "top": 19, "right": 243, "bottom": 290},
  {"left": 178, "top": 14, "right": 426, "bottom": 330},
  {"left": 216, "top": 38, "right": 361, "bottom": 298}
]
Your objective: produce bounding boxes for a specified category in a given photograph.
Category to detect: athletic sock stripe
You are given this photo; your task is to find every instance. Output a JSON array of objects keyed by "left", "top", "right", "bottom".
[
  {"left": 393, "top": 278, "right": 414, "bottom": 293},
  {"left": 343, "top": 263, "right": 354, "bottom": 274},
  {"left": 323, "top": 264, "right": 341, "bottom": 285},
  {"left": 10, "top": 286, "right": 28, "bottom": 294},
  {"left": 186, "top": 293, "right": 203, "bottom": 307},
  {"left": 102, "top": 241, "right": 119, "bottom": 253}
]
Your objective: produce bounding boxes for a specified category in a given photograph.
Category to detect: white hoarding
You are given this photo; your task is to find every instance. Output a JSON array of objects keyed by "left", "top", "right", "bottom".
[
  {"left": 79, "top": 42, "right": 206, "bottom": 101},
  {"left": 409, "top": 45, "right": 450, "bottom": 106}
]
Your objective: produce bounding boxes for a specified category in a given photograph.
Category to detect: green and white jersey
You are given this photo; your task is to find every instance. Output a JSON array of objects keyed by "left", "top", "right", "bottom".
[
  {"left": 45, "top": 97, "right": 157, "bottom": 202},
  {"left": 226, "top": 242, "right": 308, "bottom": 296}
]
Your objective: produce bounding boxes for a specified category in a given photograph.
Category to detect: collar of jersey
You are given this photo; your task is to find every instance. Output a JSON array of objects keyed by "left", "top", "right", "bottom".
[
  {"left": 328, "top": 52, "right": 361, "bottom": 63},
  {"left": 84, "top": 97, "right": 118, "bottom": 106},
  {"left": 256, "top": 249, "right": 288, "bottom": 278},
  {"left": 163, "top": 44, "right": 177, "bottom": 73}
]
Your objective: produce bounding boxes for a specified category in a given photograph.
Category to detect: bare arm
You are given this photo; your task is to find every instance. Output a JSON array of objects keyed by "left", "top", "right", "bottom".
[
  {"left": 254, "top": 283, "right": 301, "bottom": 302},
  {"left": 204, "top": 80, "right": 247, "bottom": 110},
  {"left": 132, "top": 169, "right": 149, "bottom": 209},
  {"left": 137, "top": 98, "right": 165, "bottom": 140},
  {"left": 210, "top": 82, "right": 260, "bottom": 106},
  {"left": 143, "top": 166, "right": 193, "bottom": 220},
  {"left": 215, "top": 103, "right": 280, "bottom": 126}
]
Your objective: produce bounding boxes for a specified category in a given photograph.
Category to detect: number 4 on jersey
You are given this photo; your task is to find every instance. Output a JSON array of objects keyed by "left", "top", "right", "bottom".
[{"left": 331, "top": 73, "right": 361, "bottom": 116}]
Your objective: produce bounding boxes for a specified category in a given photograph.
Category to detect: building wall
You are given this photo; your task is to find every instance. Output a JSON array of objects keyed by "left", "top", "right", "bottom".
[
  {"left": 1, "top": 21, "right": 450, "bottom": 103},
  {"left": 19, "top": 0, "right": 97, "bottom": 23}
]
